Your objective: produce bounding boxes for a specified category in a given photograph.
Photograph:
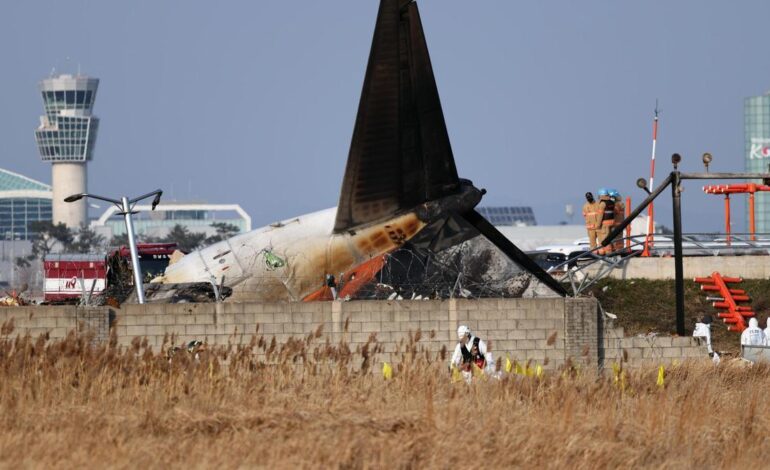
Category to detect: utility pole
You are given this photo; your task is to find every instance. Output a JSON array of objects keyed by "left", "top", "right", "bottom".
[{"left": 64, "top": 189, "right": 162, "bottom": 304}]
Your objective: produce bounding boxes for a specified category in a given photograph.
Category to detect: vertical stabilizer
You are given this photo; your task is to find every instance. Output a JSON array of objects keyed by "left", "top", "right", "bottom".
[{"left": 334, "top": 0, "right": 459, "bottom": 232}]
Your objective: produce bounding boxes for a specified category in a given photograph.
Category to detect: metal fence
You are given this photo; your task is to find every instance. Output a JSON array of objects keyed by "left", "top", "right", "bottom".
[{"left": 545, "top": 232, "right": 770, "bottom": 297}]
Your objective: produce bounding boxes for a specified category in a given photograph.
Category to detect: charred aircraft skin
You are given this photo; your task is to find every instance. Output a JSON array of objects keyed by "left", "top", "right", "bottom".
[
  {"left": 156, "top": 183, "right": 484, "bottom": 302},
  {"left": 152, "top": 0, "right": 567, "bottom": 302}
]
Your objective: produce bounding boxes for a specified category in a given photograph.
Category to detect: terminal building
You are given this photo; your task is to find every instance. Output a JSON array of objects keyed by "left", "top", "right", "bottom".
[
  {"left": 745, "top": 92, "right": 770, "bottom": 233},
  {"left": 34, "top": 74, "right": 99, "bottom": 229},
  {"left": 0, "top": 168, "right": 52, "bottom": 241},
  {"left": 92, "top": 202, "right": 252, "bottom": 240}
]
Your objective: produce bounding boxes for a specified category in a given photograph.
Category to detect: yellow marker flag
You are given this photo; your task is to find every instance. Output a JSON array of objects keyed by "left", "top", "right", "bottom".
[
  {"left": 535, "top": 364, "right": 544, "bottom": 378},
  {"left": 612, "top": 362, "right": 621, "bottom": 385},
  {"left": 524, "top": 363, "right": 534, "bottom": 377},
  {"left": 505, "top": 356, "right": 513, "bottom": 374},
  {"left": 514, "top": 361, "right": 524, "bottom": 376},
  {"left": 382, "top": 362, "right": 393, "bottom": 380},
  {"left": 656, "top": 365, "right": 665, "bottom": 388},
  {"left": 451, "top": 365, "right": 463, "bottom": 383}
]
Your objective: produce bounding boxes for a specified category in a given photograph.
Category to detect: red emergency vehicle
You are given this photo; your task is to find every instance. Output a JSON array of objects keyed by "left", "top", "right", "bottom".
[{"left": 44, "top": 243, "right": 178, "bottom": 302}]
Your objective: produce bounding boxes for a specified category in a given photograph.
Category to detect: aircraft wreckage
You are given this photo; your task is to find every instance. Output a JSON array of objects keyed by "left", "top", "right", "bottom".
[{"left": 152, "top": 0, "right": 567, "bottom": 302}]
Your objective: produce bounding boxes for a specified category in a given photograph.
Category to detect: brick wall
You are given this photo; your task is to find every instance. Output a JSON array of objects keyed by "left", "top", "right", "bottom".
[{"left": 0, "top": 297, "right": 708, "bottom": 368}]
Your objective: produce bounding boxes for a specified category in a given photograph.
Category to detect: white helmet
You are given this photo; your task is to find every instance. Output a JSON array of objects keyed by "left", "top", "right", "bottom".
[{"left": 457, "top": 325, "right": 471, "bottom": 340}]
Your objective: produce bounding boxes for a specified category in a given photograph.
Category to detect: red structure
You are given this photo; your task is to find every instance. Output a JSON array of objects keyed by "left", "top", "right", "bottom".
[
  {"left": 694, "top": 272, "right": 754, "bottom": 332},
  {"left": 703, "top": 183, "right": 770, "bottom": 243}
]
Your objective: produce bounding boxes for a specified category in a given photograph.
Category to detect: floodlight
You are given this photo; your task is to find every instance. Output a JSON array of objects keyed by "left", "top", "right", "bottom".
[
  {"left": 64, "top": 193, "right": 85, "bottom": 203},
  {"left": 671, "top": 153, "right": 682, "bottom": 170},
  {"left": 151, "top": 191, "right": 163, "bottom": 211},
  {"left": 702, "top": 153, "right": 712, "bottom": 172},
  {"left": 636, "top": 178, "right": 651, "bottom": 195}
]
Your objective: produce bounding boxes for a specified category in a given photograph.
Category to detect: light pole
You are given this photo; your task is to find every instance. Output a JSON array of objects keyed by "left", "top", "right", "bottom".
[{"left": 64, "top": 189, "right": 162, "bottom": 304}]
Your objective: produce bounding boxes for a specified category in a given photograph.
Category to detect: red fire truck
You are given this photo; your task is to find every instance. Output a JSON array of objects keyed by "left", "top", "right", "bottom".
[{"left": 44, "top": 243, "right": 178, "bottom": 302}]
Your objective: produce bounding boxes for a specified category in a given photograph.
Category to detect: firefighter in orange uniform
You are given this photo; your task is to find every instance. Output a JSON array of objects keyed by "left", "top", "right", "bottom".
[
  {"left": 610, "top": 189, "right": 625, "bottom": 252},
  {"left": 582, "top": 192, "right": 604, "bottom": 249},
  {"left": 597, "top": 188, "right": 615, "bottom": 255}
]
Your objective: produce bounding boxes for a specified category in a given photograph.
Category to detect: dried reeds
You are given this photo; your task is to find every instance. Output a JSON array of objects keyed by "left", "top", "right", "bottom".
[{"left": 0, "top": 328, "right": 766, "bottom": 468}]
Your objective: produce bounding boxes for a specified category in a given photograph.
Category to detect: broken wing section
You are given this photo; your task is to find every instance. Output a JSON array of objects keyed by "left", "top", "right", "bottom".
[{"left": 334, "top": 0, "right": 460, "bottom": 233}]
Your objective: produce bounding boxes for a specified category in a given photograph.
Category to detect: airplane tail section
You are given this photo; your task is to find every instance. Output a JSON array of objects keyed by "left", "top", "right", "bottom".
[{"left": 334, "top": 0, "right": 460, "bottom": 233}]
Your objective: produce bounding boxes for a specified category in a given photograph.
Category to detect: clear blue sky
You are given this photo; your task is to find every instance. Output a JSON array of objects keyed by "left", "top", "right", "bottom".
[{"left": 2, "top": 0, "right": 769, "bottom": 233}]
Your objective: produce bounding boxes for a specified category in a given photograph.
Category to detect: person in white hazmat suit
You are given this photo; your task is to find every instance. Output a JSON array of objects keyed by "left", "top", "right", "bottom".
[
  {"left": 450, "top": 325, "right": 496, "bottom": 380},
  {"left": 692, "top": 314, "right": 714, "bottom": 355},
  {"left": 740, "top": 318, "right": 765, "bottom": 346}
]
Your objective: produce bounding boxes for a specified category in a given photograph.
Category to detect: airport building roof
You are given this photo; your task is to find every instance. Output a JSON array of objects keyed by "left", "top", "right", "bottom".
[
  {"left": 0, "top": 168, "right": 52, "bottom": 194},
  {"left": 0, "top": 168, "right": 52, "bottom": 241}
]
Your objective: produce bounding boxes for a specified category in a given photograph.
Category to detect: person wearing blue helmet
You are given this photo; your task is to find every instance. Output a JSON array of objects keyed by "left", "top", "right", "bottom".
[{"left": 610, "top": 190, "right": 625, "bottom": 251}]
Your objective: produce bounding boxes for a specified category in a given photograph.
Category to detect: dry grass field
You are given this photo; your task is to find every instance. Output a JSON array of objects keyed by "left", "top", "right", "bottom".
[{"left": 0, "top": 322, "right": 767, "bottom": 469}]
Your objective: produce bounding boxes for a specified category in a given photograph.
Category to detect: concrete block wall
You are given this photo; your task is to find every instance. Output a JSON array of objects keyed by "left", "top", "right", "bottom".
[
  {"left": 0, "top": 305, "right": 110, "bottom": 341},
  {"left": 110, "top": 299, "right": 578, "bottom": 368},
  {"left": 0, "top": 297, "right": 711, "bottom": 369},
  {"left": 564, "top": 299, "right": 600, "bottom": 365},
  {"left": 111, "top": 302, "right": 333, "bottom": 348},
  {"left": 601, "top": 325, "right": 708, "bottom": 367},
  {"left": 451, "top": 298, "right": 569, "bottom": 367},
  {"left": 595, "top": 255, "right": 770, "bottom": 281}
]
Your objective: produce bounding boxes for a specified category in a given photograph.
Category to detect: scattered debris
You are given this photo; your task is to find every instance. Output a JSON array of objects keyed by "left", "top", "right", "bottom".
[
  {"left": 128, "top": 282, "right": 232, "bottom": 304},
  {"left": 0, "top": 289, "right": 30, "bottom": 307},
  {"left": 167, "top": 340, "right": 206, "bottom": 361},
  {"left": 168, "top": 250, "right": 186, "bottom": 266}
]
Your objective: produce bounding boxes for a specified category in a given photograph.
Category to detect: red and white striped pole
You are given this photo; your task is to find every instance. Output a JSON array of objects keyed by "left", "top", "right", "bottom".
[{"left": 642, "top": 104, "right": 659, "bottom": 257}]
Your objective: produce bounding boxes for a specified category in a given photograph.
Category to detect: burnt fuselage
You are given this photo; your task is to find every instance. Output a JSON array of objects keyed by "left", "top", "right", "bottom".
[{"left": 155, "top": 183, "right": 483, "bottom": 302}]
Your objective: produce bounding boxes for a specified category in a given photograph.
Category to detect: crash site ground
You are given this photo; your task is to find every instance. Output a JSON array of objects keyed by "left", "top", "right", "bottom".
[{"left": 0, "top": 320, "right": 767, "bottom": 468}]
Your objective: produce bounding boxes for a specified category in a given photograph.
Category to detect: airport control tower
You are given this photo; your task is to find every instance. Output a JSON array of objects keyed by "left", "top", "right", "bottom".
[{"left": 34, "top": 74, "right": 99, "bottom": 229}]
